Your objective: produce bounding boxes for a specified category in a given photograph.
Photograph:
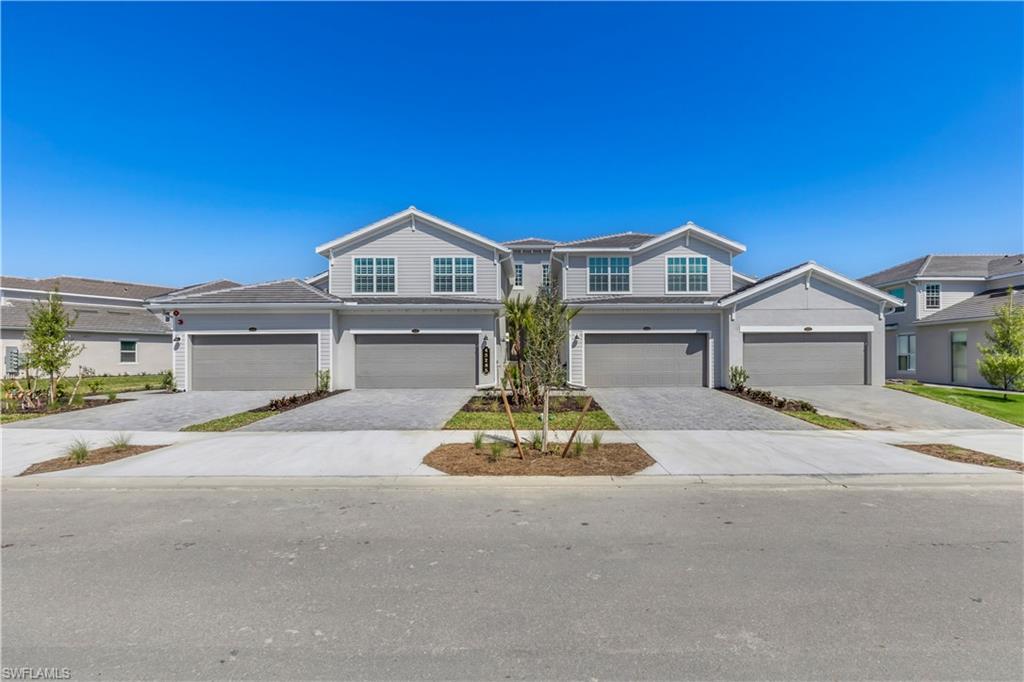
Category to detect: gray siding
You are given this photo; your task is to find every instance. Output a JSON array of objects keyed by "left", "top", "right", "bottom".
[
  {"left": 328, "top": 216, "right": 499, "bottom": 299},
  {"left": 509, "top": 251, "right": 551, "bottom": 297},
  {"left": 916, "top": 280, "right": 985, "bottom": 320},
  {"left": 562, "top": 235, "right": 732, "bottom": 299}
]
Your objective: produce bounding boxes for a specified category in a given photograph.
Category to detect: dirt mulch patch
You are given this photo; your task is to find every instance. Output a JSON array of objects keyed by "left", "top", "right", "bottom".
[
  {"left": 19, "top": 444, "right": 169, "bottom": 477},
  {"left": 460, "top": 395, "right": 600, "bottom": 414},
  {"left": 424, "top": 442, "right": 654, "bottom": 476},
  {"left": 264, "top": 390, "right": 345, "bottom": 413},
  {"left": 5, "top": 398, "right": 128, "bottom": 419},
  {"left": 896, "top": 443, "right": 1023, "bottom": 472}
]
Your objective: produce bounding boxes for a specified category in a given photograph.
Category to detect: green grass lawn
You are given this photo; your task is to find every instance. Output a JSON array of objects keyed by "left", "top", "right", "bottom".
[
  {"left": 444, "top": 409, "right": 618, "bottom": 431},
  {"left": 180, "top": 410, "right": 276, "bottom": 432},
  {"left": 887, "top": 383, "right": 1024, "bottom": 427},
  {"left": 0, "top": 412, "right": 45, "bottom": 425},
  {"left": 787, "top": 411, "right": 864, "bottom": 430},
  {"left": 2, "top": 373, "right": 169, "bottom": 396}
]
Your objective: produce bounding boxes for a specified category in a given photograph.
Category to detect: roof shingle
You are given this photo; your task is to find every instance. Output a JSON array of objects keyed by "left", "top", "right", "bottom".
[
  {"left": 0, "top": 275, "right": 174, "bottom": 300},
  {"left": 555, "top": 232, "right": 656, "bottom": 249},
  {"left": 917, "top": 285, "right": 1024, "bottom": 325},
  {"left": 0, "top": 298, "right": 170, "bottom": 334},
  {"left": 152, "top": 279, "right": 339, "bottom": 305}
]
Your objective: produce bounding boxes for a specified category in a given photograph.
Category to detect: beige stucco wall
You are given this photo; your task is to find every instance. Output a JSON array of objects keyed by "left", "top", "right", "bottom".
[{"left": 1, "top": 328, "right": 170, "bottom": 377}]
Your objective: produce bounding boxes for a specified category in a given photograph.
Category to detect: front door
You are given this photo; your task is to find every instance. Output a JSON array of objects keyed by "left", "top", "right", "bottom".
[{"left": 951, "top": 331, "right": 968, "bottom": 384}]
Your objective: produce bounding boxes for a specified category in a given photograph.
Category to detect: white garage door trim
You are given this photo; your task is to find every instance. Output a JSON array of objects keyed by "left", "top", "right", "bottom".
[
  {"left": 577, "top": 329, "right": 713, "bottom": 387},
  {"left": 189, "top": 332, "right": 319, "bottom": 391},
  {"left": 739, "top": 325, "right": 875, "bottom": 333}
]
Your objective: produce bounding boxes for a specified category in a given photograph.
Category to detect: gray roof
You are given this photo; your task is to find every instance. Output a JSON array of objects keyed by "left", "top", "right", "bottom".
[
  {"left": 152, "top": 279, "right": 339, "bottom": 305},
  {"left": 725, "top": 262, "right": 812, "bottom": 298},
  {"left": 988, "top": 254, "right": 1024, "bottom": 277},
  {"left": 556, "top": 232, "right": 656, "bottom": 249},
  {"left": 0, "top": 298, "right": 170, "bottom": 334},
  {"left": 916, "top": 285, "right": 1024, "bottom": 325},
  {"left": 0, "top": 275, "right": 174, "bottom": 300},
  {"left": 565, "top": 295, "right": 718, "bottom": 305},
  {"left": 150, "top": 279, "right": 241, "bottom": 301},
  {"left": 504, "top": 238, "right": 556, "bottom": 248},
  {"left": 861, "top": 254, "right": 1012, "bottom": 287}
]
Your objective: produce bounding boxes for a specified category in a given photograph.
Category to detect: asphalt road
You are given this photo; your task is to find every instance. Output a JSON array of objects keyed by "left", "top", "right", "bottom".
[{"left": 2, "top": 483, "right": 1022, "bottom": 680}]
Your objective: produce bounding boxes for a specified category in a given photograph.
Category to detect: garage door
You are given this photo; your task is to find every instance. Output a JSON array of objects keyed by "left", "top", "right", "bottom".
[
  {"left": 743, "top": 332, "right": 866, "bottom": 385},
  {"left": 585, "top": 333, "right": 706, "bottom": 387},
  {"left": 190, "top": 334, "right": 317, "bottom": 391},
  {"left": 355, "top": 334, "right": 477, "bottom": 388}
]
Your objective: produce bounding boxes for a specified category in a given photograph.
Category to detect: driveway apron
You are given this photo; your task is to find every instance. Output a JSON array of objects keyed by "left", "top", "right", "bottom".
[{"left": 589, "top": 387, "right": 815, "bottom": 430}]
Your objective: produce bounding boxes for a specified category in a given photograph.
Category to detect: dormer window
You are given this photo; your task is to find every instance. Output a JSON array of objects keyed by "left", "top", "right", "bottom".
[
  {"left": 666, "top": 256, "right": 709, "bottom": 293},
  {"left": 353, "top": 257, "right": 396, "bottom": 294},
  {"left": 588, "top": 257, "right": 630, "bottom": 293}
]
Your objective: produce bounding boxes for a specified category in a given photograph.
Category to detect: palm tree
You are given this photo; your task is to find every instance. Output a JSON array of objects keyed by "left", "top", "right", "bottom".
[{"left": 503, "top": 296, "right": 535, "bottom": 404}]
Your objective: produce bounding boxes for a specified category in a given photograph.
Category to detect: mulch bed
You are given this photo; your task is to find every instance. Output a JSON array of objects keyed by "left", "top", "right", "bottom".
[
  {"left": 5, "top": 398, "right": 128, "bottom": 418},
  {"left": 258, "top": 390, "right": 344, "bottom": 414},
  {"left": 896, "top": 443, "right": 1023, "bottom": 472},
  {"left": 19, "top": 444, "right": 169, "bottom": 477},
  {"left": 424, "top": 442, "right": 654, "bottom": 476},
  {"left": 461, "top": 395, "right": 600, "bottom": 414}
]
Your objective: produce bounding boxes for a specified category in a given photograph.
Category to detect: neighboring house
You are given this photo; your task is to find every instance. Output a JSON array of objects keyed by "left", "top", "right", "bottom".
[
  {"left": 147, "top": 206, "right": 899, "bottom": 392},
  {"left": 0, "top": 275, "right": 177, "bottom": 377},
  {"left": 861, "top": 254, "right": 1024, "bottom": 388}
]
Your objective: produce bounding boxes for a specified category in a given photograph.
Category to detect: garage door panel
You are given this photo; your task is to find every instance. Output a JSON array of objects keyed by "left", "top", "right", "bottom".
[
  {"left": 191, "top": 334, "right": 317, "bottom": 391},
  {"left": 356, "top": 334, "right": 476, "bottom": 388},
  {"left": 744, "top": 332, "right": 866, "bottom": 386},
  {"left": 585, "top": 333, "right": 706, "bottom": 387}
]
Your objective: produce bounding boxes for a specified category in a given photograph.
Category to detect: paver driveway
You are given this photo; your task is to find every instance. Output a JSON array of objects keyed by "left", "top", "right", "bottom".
[
  {"left": 760, "top": 385, "right": 1013, "bottom": 430},
  {"left": 3, "top": 391, "right": 287, "bottom": 432},
  {"left": 240, "top": 388, "right": 474, "bottom": 431},
  {"left": 589, "top": 387, "right": 815, "bottom": 430}
]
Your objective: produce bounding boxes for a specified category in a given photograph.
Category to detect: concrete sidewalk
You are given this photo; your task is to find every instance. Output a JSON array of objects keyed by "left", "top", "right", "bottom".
[{"left": 846, "top": 428, "right": 1023, "bottom": 462}]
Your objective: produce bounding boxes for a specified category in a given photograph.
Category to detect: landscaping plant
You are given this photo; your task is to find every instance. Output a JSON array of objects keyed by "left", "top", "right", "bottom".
[
  {"left": 977, "top": 289, "right": 1024, "bottom": 399},
  {"left": 472, "top": 431, "right": 485, "bottom": 451},
  {"left": 523, "top": 288, "right": 579, "bottom": 451},
  {"left": 529, "top": 431, "right": 543, "bottom": 451},
  {"left": 590, "top": 432, "right": 603, "bottom": 450},
  {"left": 106, "top": 390, "right": 118, "bottom": 402},
  {"left": 503, "top": 296, "right": 536, "bottom": 406},
  {"left": 66, "top": 437, "right": 90, "bottom": 465},
  {"left": 488, "top": 441, "right": 505, "bottom": 463},
  {"left": 728, "top": 365, "right": 749, "bottom": 392},
  {"left": 23, "top": 289, "right": 84, "bottom": 405},
  {"left": 160, "top": 370, "right": 175, "bottom": 391},
  {"left": 108, "top": 433, "right": 132, "bottom": 452},
  {"left": 316, "top": 370, "right": 331, "bottom": 394},
  {"left": 570, "top": 436, "right": 585, "bottom": 458}
]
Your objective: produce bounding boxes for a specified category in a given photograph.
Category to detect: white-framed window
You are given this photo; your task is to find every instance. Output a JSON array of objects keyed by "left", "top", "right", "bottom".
[
  {"left": 433, "top": 256, "right": 475, "bottom": 294},
  {"left": 925, "top": 283, "right": 941, "bottom": 309},
  {"left": 888, "top": 287, "right": 906, "bottom": 313},
  {"left": 666, "top": 256, "right": 709, "bottom": 293},
  {"left": 513, "top": 263, "right": 524, "bottom": 288},
  {"left": 588, "top": 256, "right": 630, "bottom": 293},
  {"left": 541, "top": 263, "right": 550, "bottom": 288},
  {"left": 119, "top": 339, "right": 137, "bottom": 364},
  {"left": 896, "top": 333, "right": 916, "bottom": 372},
  {"left": 352, "top": 257, "right": 396, "bottom": 294}
]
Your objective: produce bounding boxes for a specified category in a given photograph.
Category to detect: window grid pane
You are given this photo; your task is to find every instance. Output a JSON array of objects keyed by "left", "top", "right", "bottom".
[
  {"left": 514, "top": 263, "right": 523, "bottom": 287},
  {"left": 925, "top": 284, "right": 940, "bottom": 309},
  {"left": 609, "top": 258, "right": 630, "bottom": 292},
  {"left": 687, "top": 257, "right": 708, "bottom": 292},
  {"left": 433, "top": 257, "right": 453, "bottom": 293},
  {"left": 667, "top": 257, "right": 687, "bottom": 292},
  {"left": 120, "top": 341, "right": 137, "bottom": 363},
  {"left": 588, "top": 257, "right": 609, "bottom": 292},
  {"left": 541, "top": 264, "right": 550, "bottom": 287}
]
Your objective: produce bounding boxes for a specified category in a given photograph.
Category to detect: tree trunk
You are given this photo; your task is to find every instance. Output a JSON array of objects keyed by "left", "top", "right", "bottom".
[
  {"left": 540, "top": 389, "right": 550, "bottom": 452},
  {"left": 48, "top": 371, "right": 57, "bottom": 405}
]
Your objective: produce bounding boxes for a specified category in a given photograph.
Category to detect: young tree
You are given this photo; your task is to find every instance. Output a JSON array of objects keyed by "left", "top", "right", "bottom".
[
  {"left": 23, "top": 289, "right": 84, "bottom": 405},
  {"left": 977, "top": 289, "right": 1024, "bottom": 399},
  {"left": 523, "top": 288, "right": 579, "bottom": 451},
  {"left": 502, "top": 295, "right": 534, "bottom": 405}
]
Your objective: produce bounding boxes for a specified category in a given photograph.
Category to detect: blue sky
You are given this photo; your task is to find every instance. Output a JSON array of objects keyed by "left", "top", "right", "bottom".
[{"left": 2, "top": 2, "right": 1021, "bottom": 287}]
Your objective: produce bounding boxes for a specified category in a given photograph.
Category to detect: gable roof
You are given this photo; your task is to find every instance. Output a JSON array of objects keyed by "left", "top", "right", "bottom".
[
  {"left": 916, "top": 285, "right": 1024, "bottom": 326},
  {"left": 861, "top": 254, "right": 1012, "bottom": 287},
  {"left": 150, "top": 279, "right": 339, "bottom": 306},
  {"left": 719, "top": 261, "right": 903, "bottom": 307},
  {"left": 552, "top": 222, "right": 746, "bottom": 254},
  {"left": 0, "top": 275, "right": 174, "bottom": 301},
  {"left": 0, "top": 298, "right": 170, "bottom": 334},
  {"left": 315, "top": 206, "right": 511, "bottom": 256},
  {"left": 504, "top": 237, "right": 556, "bottom": 248}
]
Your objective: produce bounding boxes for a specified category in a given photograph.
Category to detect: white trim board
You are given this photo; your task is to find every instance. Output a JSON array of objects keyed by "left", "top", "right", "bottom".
[
  {"left": 316, "top": 207, "right": 511, "bottom": 256},
  {"left": 739, "top": 325, "right": 875, "bottom": 333},
  {"left": 574, "top": 329, "right": 714, "bottom": 388}
]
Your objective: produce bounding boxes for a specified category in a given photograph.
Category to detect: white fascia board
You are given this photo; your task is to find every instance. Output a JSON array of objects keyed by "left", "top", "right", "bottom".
[
  {"left": 987, "top": 271, "right": 1024, "bottom": 281},
  {"left": 718, "top": 263, "right": 904, "bottom": 307},
  {"left": 315, "top": 207, "right": 511, "bottom": 256},
  {"left": 339, "top": 303, "right": 502, "bottom": 311},
  {"left": 640, "top": 223, "right": 747, "bottom": 255},
  {"left": 911, "top": 276, "right": 988, "bottom": 283},
  {"left": 304, "top": 271, "right": 329, "bottom": 284},
  {"left": 914, "top": 315, "right": 995, "bottom": 327},
  {"left": 1, "top": 287, "right": 146, "bottom": 303},
  {"left": 148, "top": 303, "right": 340, "bottom": 311},
  {"left": 732, "top": 271, "right": 758, "bottom": 284}
]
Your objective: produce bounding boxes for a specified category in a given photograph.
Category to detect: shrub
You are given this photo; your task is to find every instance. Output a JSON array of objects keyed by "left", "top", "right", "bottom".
[
  {"left": 71, "top": 393, "right": 85, "bottom": 406},
  {"left": 569, "top": 437, "right": 584, "bottom": 458},
  {"left": 728, "top": 365, "right": 750, "bottom": 392},
  {"left": 65, "top": 437, "right": 90, "bottom": 464},
  {"left": 160, "top": 370, "right": 174, "bottom": 390},
  {"left": 488, "top": 441, "right": 505, "bottom": 463},
  {"left": 143, "top": 383, "right": 152, "bottom": 391},
  {"left": 794, "top": 400, "right": 816, "bottom": 413},
  {"left": 745, "top": 389, "right": 774, "bottom": 406},
  {"left": 529, "top": 431, "right": 543, "bottom": 451},
  {"left": 87, "top": 379, "right": 104, "bottom": 395},
  {"left": 106, "top": 390, "right": 118, "bottom": 402},
  {"left": 108, "top": 433, "right": 132, "bottom": 452},
  {"left": 316, "top": 370, "right": 331, "bottom": 394},
  {"left": 590, "top": 432, "right": 603, "bottom": 450},
  {"left": 472, "top": 431, "right": 485, "bottom": 451}
]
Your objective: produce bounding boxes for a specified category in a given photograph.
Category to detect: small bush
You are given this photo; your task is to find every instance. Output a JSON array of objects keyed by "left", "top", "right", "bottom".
[
  {"left": 529, "top": 431, "right": 543, "bottom": 451},
  {"left": 143, "top": 383, "right": 152, "bottom": 391},
  {"left": 569, "top": 437, "right": 585, "bottom": 458},
  {"left": 71, "top": 394, "right": 85, "bottom": 406},
  {"left": 66, "top": 438, "right": 90, "bottom": 464},
  {"left": 590, "top": 432, "right": 603, "bottom": 450},
  {"left": 87, "top": 379, "right": 104, "bottom": 395},
  {"left": 728, "top": 365, "right": 750, "bottom": 392},
  {"left": 488, "top": 441, "right": 505, "bottom": 463},
  {"left": 105, "top": 390, "right": 118, "bottom": 402},
  {"left": 160, "top": 371, "right": 174, "bottom": 390},
  {"left": 108, "top": 433, "right": 132, "bottom": 452},
  {"left": 472, "top": 431, "right": 485, "bottom": 450},
  {"left": 316, "top": 370, "right": 331, "bottom": 394}
]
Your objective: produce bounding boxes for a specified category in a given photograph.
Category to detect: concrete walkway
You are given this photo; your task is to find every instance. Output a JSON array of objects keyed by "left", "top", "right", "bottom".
[
  {"left": 2, "top": 426, "right": 1004, "bottom": 479},
  {"left": 848, "top": 428, "right": 1024, "bottom": 463}
]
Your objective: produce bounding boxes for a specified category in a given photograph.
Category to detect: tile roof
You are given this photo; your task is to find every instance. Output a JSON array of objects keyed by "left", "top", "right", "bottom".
[
  {"left": 916, "top": 285, "right": 1024, "bottom": 325},
  {"left": 503, "top": 237, "right": 556, "bottom": 248},
  {"left": 861, "top": 254, "right": 1013, "bottom": 287},
  {"left": 153, "top": 279, "right": 339, "bottom": 305},
  {"left": 988, "top": 254, "right": 1024, "bottom": 278},
  {"left": 555, "top": 232, "right": 656, "bottom": 249},
  {"left": 0, "top": 298, "right": 170, "bottom": 334},
  {"left": 564, "top": 295, "right": 718, "bottom": 305},
  {"left": 0, "top": 275, "right": 174, "bottom": 300},
  {"left": 149, "top": 279, "right": 241, "bottom": 301}
]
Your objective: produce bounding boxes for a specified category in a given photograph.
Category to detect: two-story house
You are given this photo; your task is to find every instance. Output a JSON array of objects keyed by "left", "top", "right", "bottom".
[
  {"left": 148, "top": 207, "right": 900, "bottom": 392},
  {"left": 862, "top": 254, "right": 1024, "bottom": 388},
  {"left": 0, "top": 275, "right": 179, "bottom": 377}
]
